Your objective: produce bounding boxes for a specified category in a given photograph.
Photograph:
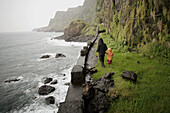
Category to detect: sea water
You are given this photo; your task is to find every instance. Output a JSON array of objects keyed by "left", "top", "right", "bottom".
[{"left": 0, "top": 31, "right": 86, "bottom": 113}]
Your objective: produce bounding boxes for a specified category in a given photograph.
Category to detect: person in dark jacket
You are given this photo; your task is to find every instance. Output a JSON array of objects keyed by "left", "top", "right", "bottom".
[{"left": 96, "top": 38, "right": 108, "bottom": 67}]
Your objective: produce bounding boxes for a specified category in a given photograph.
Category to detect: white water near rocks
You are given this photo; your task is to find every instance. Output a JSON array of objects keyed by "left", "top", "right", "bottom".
[{"left": 0, "top": 32, "right": 86, "bottom": 113}]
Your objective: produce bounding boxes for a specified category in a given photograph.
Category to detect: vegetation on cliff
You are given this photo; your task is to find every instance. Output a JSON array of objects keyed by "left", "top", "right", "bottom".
[
  {"left": 95, "top": 0, "right": 170, "bottom": 59},
  {"left": 93, "top": 33, "right": 170, "bottom": 113},
  {"left": 34, "top": 0, "right": 96, "bottom": 32},
  {"left": 64, "top": 19, "right": 97, "bottom": 37},
  {"left": 92, "top": 0, "right": 170, "bottom": 112}
]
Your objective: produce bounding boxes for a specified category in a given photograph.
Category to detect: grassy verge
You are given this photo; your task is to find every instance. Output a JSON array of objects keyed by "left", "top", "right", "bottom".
[{"left": 92, "top": 33, "right": 170, "bottom": 113}]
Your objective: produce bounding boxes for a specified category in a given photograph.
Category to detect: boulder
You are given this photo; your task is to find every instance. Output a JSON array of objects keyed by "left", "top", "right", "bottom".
[
  {"left": 64, "top": 82, "right": 70, "bottom": 86},
  {"left": 5, "top": 78, "right": 20, "bottom": 83},
  {"left": 64, "top": 20, "right": 87, "bottom": 37},
  {"left": 45, "top": 96, "right": 55, "bottom": 105},
  {"left": 121, "top": 71, "right": 137, "bottom": 82},
  {"left": 38, "top": 85, "right": 55, "bottom": 95},
  {"left": 83, "top": 72, "right": 114, "bottom": 113},
  {"left": 44, "top": 78, "right": 53, "bottom": 84},
  {"left": 80, "top": 49, "right": 87, "bottom": 56},
  {"left": 40, "top": 55, "right": 51, "bottom": 59},
  {"left": 55, "top": 53, "right": 66, "bottom": 58},
  {"left": 50, "top": 79, "right": 58, "bottom": 84},
  {"left": 71, "top": 65, "right": 84, "bottom": 85}
]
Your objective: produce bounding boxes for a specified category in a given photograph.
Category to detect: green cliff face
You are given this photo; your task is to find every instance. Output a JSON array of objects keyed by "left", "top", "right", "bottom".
[
  {"left": 35, "top": 0, "right": 96, "bottom": 32},
  {"left": 96, "top": 0, "right": 170, "bottom": 58}
]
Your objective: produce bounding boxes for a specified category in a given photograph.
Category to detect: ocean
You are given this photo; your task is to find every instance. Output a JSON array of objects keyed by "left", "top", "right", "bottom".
[{"left": 0, "top": 31, "right": 86, "bottom": 113}]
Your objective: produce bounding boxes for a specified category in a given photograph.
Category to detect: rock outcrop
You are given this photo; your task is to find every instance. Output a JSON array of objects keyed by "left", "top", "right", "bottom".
[
  {"left": 34, "top": 0, "right": 96, "bottom": 32},
  {"left": 45, "top": 96, "right": 55, "bottom": 105},
  {"left": 121, "top": 71, "right": 137, "bottom": 82},
  {"left": 64, "top": 20, "right": 87, "bottom": 37},
  {"left": 40, "top": 55, "right": 51, "bottom": 59},
  {"left": 55, "top": 53, "right": 66, "bottom": 58},
  {"left": 38, "top": 85, "right": 55, "bottom": 95},
  {"left": 44, "top": 78, "right": 53, "bottom": 84},
  {"left": 83, "top": 72, "right": 114, "bottom": 113}
]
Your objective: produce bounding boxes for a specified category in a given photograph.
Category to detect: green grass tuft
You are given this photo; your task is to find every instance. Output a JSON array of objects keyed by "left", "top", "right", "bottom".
[{"left": 92, "top": 35, "right": 170, "bottom": 113}]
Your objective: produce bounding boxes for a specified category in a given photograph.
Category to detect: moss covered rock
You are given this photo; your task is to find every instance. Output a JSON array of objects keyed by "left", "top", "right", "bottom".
[{"left": 64, "top": 20, "right": 87, "bottom": 37}]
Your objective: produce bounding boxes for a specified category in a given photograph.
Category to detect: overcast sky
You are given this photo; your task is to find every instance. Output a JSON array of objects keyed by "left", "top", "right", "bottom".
[{"left": 0, "top": 0, "right": 84, "bottom": 33}]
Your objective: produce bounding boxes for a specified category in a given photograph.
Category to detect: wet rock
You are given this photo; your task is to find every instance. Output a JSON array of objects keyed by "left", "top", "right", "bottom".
[
  {"left": 45, "top": 96, "right": 55, "bottom": 105},
  {"left": 121, "top": 71, "right": 137, "bottom": 82},
  {"left": 44, "top": 78, "right": 53, "bottom": 84},
  {"left": 64, "top": 82, "right": 70, "bottom": 86},
  {"left": 40, "top": 55, "right": 51, "bottom": 59},
  {"left": 55, "top": 53, "right": 66, "bottom": 58},
  {"left": 83, "top": 72, "right": 114, "bottom": 113},
  {"left": 80, "top": 49, "right": 87, "bottom": 56},
  {"left": 38, "top": 85, "right": 55, "bottom": 95},
  {"left": 5, "top": 78, "right": 20, "bottom": 83},
  {"left": 50, "top": 79, "right": 58, "bottom": 84}
]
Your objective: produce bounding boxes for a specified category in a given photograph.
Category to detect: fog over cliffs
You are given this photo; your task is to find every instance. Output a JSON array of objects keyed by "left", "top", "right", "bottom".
[{"left": 34, "top": 0, "right": 96, "bottom": 32}]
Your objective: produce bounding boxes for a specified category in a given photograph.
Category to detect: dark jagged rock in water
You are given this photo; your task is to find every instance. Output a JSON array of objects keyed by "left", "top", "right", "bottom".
[
  {"left": 55, "top": 53, "right": 66, "bottom": 58},
  {"left": 45, "top": 96, "right": 55, "bottom": 105},
  {"left": 121, "top": 71, "right": 137, "bottom": 82},
  {"left": 50, "top": 79, "right": 58, "bottom": 84},
  {"left": 40, "top": 55, "right": 51, "bottom": 59},
  {"left": 64, "top": 82, "right": 70, "bottom": 86},
  {"left": 44, "top": 78, "right": 53, "bottom": 84},
  {"left": 83, "top": 72, "right": 114, "bottom": 113},
  {"left": 5, "top": 78, "right": 20, "bottom": 83},
  {"left": 38, "top": 85, "right": 55, "bottom": 95}
]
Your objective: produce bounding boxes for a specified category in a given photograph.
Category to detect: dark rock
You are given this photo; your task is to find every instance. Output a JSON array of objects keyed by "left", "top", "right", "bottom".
[
  {"left": 5, "top": 78, "right": 20, "bottom": 83},
  {"left": 64, "top": 82, "right": 70, "bottom": 86},
  {"left": 121, "top": 71, "right": 137, "bottom": 82},
  {"left": 86, "top": 67, "right": 98, "bottom": 74},
  {"left": 80, "top": 49, "right": 87, "bottom": 56},
  {"left": 83, "top": 46, "right": 88, "bottom": 51},
  {"left": 44, "top": 78, "right": 53, "bottom": 84},
  {"left": 71, "top": 65, "right": 84, "bottom": 85},
  {"left": 45, "top": 96, "right": 55, "bottom": 105},
  {"left": 58, "top": 100, "right": 83, "bottom": 113},
  {"left": 83, "top": 73, "right": 114, "bottom": 113},
  {"left": 137, "top": 61, "right": 141, "bottom": 64},
  {"left": 38, "top": 85, "right": 55, "bottom": 95},
  {"left": 55, "top": 53, "right": 66, "bottom": 58},
  {"left": 82, "top": 83, "right": 95, "bottom": 100},
  {"left": 40, "top": 55, "right": 51, "bottom": 59},
  {"left": 50, "top": 79, "right": 58, "bottom": 84}
]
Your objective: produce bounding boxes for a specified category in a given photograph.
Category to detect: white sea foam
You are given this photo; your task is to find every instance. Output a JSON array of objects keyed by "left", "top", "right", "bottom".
[{"left": 47, "top": 38, "right": 87, "bottom": 47}]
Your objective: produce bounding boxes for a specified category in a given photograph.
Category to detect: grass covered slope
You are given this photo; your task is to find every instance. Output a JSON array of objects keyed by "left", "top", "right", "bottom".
[{"left": 92, "top": 33, "right": 170, "bottom": 113}]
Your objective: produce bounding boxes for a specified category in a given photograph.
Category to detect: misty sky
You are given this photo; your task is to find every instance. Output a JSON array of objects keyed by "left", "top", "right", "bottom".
[{"left": 0, "top": 0, "right": 84, "bottom": 32}]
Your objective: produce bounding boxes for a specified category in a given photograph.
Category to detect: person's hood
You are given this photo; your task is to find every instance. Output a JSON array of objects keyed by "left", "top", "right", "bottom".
[
  {"left": 98, "top": 38, "right": 103, "bottom": 44},
  {"left": 108, "top": 48, "right": 112, "bottom": 52}
]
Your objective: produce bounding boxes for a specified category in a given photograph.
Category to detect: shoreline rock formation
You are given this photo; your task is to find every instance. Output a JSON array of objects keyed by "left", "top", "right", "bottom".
[{"left": 33, "top": 0, "right": 96, "bottom": 32}]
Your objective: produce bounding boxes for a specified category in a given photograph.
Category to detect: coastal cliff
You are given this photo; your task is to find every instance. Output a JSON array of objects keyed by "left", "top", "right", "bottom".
[{"left": 34, "top": 0, "right": 96, "bottom": 32}]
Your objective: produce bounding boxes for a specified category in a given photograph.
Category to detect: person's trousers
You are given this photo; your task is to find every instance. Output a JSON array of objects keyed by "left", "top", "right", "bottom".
[{"left": 99, "top": 55, "right": 105, "bottom": 67}]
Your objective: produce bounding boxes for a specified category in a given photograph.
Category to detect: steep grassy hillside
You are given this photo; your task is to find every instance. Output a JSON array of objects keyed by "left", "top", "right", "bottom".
[{"left": 95, "top": 0, "right": 170, "bottom": 59}]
